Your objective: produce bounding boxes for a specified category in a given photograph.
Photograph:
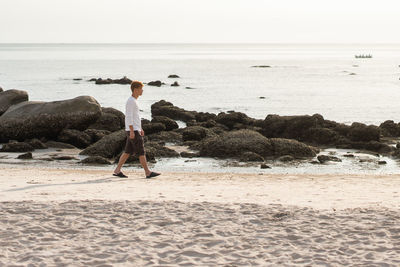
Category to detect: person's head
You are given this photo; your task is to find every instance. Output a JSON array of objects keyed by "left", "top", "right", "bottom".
[{"left": 130, "top": 81, "right": 144, "bottom": 98}]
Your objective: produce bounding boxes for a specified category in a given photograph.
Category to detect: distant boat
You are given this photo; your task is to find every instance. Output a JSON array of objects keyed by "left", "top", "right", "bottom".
[{"left": 355, "top": 54, "right": 373, "bottom": 58}]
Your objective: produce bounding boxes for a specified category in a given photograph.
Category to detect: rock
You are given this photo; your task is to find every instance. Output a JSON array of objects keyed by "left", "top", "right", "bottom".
[
  {"left": 185, "top": 87, "right": 195, "bottom": 89},
  {"left": 397, "top": 143, "right": 400, "bottom": 149},
  {"left": 351, "top": 141, "right": 393, "bottom": 154},
  {"left": 0, "top": 142, "right": 34, "bottom": 152},
  {"left": 277, "top": 155, "right": 295, "bottom": 162},
  {"left": 251, "top": 65, "right": 271, "bottom": 68},
  {"left": 379, "top": 120, "right": 400, "bottom": 137},
  {"left": 168, "top": 74, "right": 180, "bottom": 78},
  {"left": 147, "top": 80, "right": 162, "bottom": 87},
  {"left": 343, "top": 154, "right": 354, "bottom": 157},
  {"left": 317, "top": 155, "right": 342, "bottom": 163},
  {"left": 180, "top": 152, "right": 200, "bottom": 158},
  {"left": 88, "top": 112, "right": 122, "bottom": 132},
  {"left": 151, "top": 100, "right": 196, "bottom": 122},
  {"left": 151, "top": 116, "right": 178, "bottom": 131},
  {"left": 347, "top": 123, "right": 380, "bottom": 142},
  {"left": 142, "top": 122, "right": 166, "bottom": 135},
  {"left": 17, "top": 152, "right": 33, "bottom": 159},
  {"left": 378, "top": 160, "right": 387, "bottom": 165},
  {"left": 80, "top": 156, "right": 111, "bottom": 165},
  {"left": 83, "top": 129, "right": 111, "bottom": 143},
  {"left": 0, "top": 87, "right": 3, "bottom": 92},
  {"left": 45, "top": 141, "right": 76, "bottom": 149},
  {"left": 73, "top": 78, "right": 82, "bottom": 81},
  {"left": 57, "top": 129, "right": 92, "bottom": 149},
  {"left": 269, "top": 138, "right": 317, "bottom": 158},
  {"left": 27, "top": 138, "right": 48, "bottom": 149},
  {"left": 259, "top": 97, "right": 266, "bottom": 99},
  {"left": 304, "top": 128, "right": 341, "bottom": 145},
  {"left": 93, "top": 76, "right": 132, "bottom": 85},
  {"left": 240, "top": 152, "right": 265, "bottom": 162},
  {"left": 145, "top": 142, "right": 179, "bottom": 158},
  {"left": 52, "top": 156, "right": 76, "bottom": 160},
  {"left": 260, "top": 164, "right": 271, "bottom": 169},
  {"left": 195, "top": 112, "right": 217, "bottom": 122},
  {"left": 147, "top": 131, "right": 182, "bottom": 144},
  {"left": 199, "top": 130, "right": 274, "bottom": 158},
  {"left": 171, "top": 81, "right": 180, "bottom": 87},
  {"left": 215, "top": 112, "right": 253, "bottom": 130},
  {"left": 182, "top": 126, "right": 213, "bottom": 141},
  {"left": 0, "top": 89, "right": 29, "bottom": 116},
  {"left": 0, "top": 96, "right": 101, "bottom": 142},
  {"left": 101, "top": 107, "right": 125, "bottom": 129},
  {"left": 261, "top": 114, "right": 326, "bottom": 141},
  {"left": 80, "top": 129, "right": 126, "bottom": 158}
]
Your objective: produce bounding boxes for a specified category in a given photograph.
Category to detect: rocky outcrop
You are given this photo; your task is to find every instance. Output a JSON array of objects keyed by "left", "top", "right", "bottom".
[
  {"left": 198, "top": 130, "right": 316, "bottom": 160},
  {"left": 147, "top": 80, "right": 162, "bottom": 87},
  {"left": 171, "top": 81, "right": 180, "bottom": 87},
  {"left": 91, "top": 77, "right": 132, "bottom": 85},
  {"left": 80, "top": 129, "right": 126, "bottom": 158},
  {"left": 83, "top": 129, "right": 111, "bottom": 143},
  {"left": 0, "top": 89, "right": 29, "bottom": 115},
  {"left": 151, "top": 116, "right": 178, "bottom": 131},
  {"left": 142, "top": 122, "right": 166, "bottom": 135},
  {"left": 151, "top": 100, "right": 196, "bottom": 122},
  {"left": 0, "top": 96, "right": 101, "bottom": 142},
  {"left": 380, "top": 120, "right": 400, "bottom": 137},
  {"left": 147, "top": 131, "right": 182, "bottom": 143}
]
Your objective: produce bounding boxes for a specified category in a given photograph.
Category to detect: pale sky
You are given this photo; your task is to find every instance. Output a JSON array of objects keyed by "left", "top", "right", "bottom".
[{"left": 0, "top": 0, "right": 399, "bottom": 43}]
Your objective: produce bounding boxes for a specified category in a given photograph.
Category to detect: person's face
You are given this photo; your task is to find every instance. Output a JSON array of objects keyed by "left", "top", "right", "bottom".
[{"left": 138, "top": 86, "right": 143, "bottom": 96}]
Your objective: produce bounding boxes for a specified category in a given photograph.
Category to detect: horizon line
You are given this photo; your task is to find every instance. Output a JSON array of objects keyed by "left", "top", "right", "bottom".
[{"left": 1, "top": 42, "right": 400, "bottom": 45}]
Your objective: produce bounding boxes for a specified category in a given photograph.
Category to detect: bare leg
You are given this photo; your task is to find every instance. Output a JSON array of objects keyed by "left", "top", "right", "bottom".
[
  {"left": 114, "top": 153, "right": 130, "bottom": 174},
  {"left": 139, "top": 155, "right": 151, "bottom": 176}
]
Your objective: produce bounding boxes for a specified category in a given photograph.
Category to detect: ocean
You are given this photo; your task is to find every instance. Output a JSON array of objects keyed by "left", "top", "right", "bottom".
[{"left": 1, "top": 43, "right": 400, "bottom": 125}]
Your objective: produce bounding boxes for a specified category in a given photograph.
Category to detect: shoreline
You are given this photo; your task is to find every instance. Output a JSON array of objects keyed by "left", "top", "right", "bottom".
[{"left": 1, "top": 166, "right": 400, "bottom": 210}]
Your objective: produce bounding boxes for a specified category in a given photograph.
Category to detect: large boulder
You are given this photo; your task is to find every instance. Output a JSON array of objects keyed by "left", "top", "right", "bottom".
[
  {"left": 142, "top": 122, "right": 166, "bottom": 135},
  {"left": 83, "top": 129, "right": 111, "bottom": 143},
  {"left": 198, "top": 130, "right": 316, "bottom": 159},
  {"left": 0, "top": 89, "right": 29, "bottom": 115},
  {"left": 151, "top": 100, "right": 196, "bottom": 122},
  {"left": 102, "top": 107, "right": 125, "bottom": 128},
  {"left": 0, "top": 96, "right": 101, "bottom": 142},
  {"left": 80, "top": 129, "right": 126, "bottom": 158},
  {"left": 199, "top": 130, "right": 274, "bottom": 158},
  {"left": 260, "top": 114, "right": 326, "bottom": 141}
]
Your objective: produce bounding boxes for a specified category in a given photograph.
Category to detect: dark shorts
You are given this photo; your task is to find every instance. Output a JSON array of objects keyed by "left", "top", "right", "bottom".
[{"left": 124, "top": 131, "right": 145, "bottom": 156}]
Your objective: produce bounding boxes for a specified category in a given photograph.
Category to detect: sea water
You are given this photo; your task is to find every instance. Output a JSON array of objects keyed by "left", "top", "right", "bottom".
[
  {"left": 1, "top": 43, "right": 400, "bottom": 173},
  {"left": 1, "top": 43, "right": 400, "bottom": 124}
]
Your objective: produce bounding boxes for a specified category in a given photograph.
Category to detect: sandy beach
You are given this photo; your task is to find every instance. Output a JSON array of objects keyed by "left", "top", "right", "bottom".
[{"left": 1, "top": 166, "right": 400, "bottom": 266}]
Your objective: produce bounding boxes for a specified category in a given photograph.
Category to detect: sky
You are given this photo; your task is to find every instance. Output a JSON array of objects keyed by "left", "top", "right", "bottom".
[{"left": 0, "top": 0, "right": 399, "bottom": 43}]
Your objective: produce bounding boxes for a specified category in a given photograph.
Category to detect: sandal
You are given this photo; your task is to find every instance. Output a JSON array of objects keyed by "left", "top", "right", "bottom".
[
  {"left": 146, "top": 172, "right": 160, "bottom": 179},
  {"left": 113, "top": 172, "right": 128, "bottom": 178}
]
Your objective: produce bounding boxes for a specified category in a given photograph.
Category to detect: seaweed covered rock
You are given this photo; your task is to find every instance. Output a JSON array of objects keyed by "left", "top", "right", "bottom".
[
  {"left": 151, "top": 100, "right": 196, "bottom": 122},
  {"left": 151, "top": 116, "right": 178, "bottom": 131},
  {"left": 380, "top": 120, "right": 400, "bottom": 137},
  {"left": 80, "top": 129, "right": 126, "bottom": 158},
  {"left": 199, "top": 130, "right": 274, "bottom": 158}
]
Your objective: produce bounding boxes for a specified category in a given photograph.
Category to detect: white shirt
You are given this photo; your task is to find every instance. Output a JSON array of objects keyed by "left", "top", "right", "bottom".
[{"left": 125, "top": 96, "right": 142, "bottom": 131}]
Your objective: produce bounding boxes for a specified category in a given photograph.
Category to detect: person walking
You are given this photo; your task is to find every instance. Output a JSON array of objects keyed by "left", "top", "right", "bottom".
[{"left": 113, "top": 81, "right": 160, "bottom": 179}]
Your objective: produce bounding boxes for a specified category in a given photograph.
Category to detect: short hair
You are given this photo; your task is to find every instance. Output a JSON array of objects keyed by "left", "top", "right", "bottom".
[{"left": 130, "top": 81, "right": 143, "bottom": 92}]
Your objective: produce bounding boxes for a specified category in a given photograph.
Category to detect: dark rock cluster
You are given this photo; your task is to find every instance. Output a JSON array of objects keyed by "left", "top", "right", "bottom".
[{"left": 1, "top": 87, "right": 400, "bottom": 167}]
